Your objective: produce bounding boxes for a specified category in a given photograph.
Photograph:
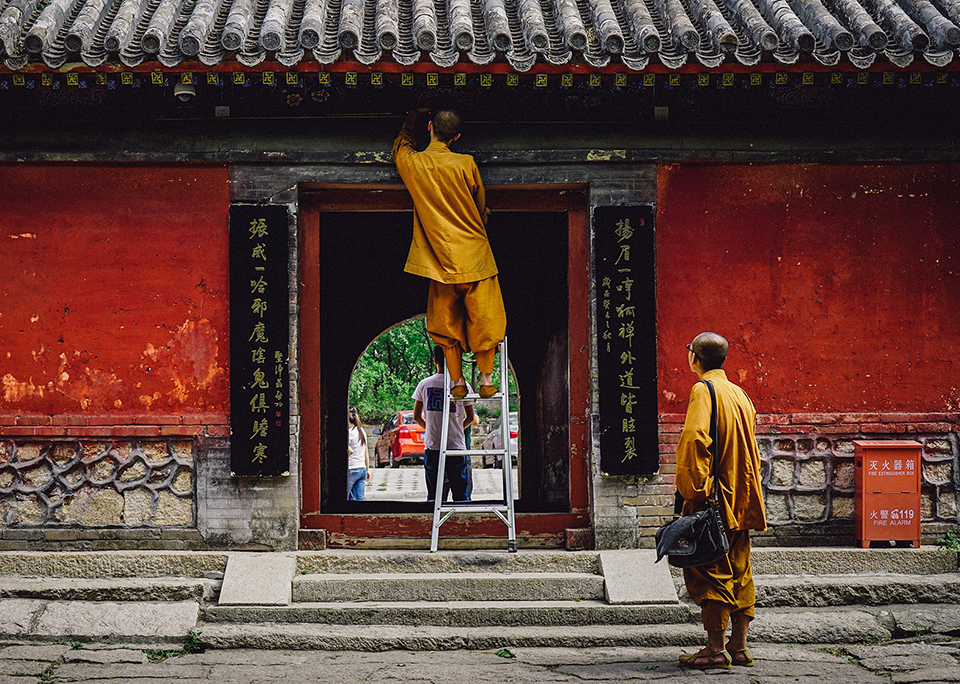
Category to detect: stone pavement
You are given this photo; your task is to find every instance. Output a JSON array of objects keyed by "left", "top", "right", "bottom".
[
  {"left": 365, "top": 466, "right": 519, "bottom": 502},
  {"left": 1, "top": 640, "right": 959, "bottom": 683}
]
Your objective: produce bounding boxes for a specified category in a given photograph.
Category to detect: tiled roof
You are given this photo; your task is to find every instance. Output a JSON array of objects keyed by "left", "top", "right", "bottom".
[{"left": 1, "top": 0, "right": 959, "bottom": 73}]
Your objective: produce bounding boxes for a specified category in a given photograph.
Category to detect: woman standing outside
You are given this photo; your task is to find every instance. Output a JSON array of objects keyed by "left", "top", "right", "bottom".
[{"left": 347, "top": 406, "right": 370, "bottom": 501}]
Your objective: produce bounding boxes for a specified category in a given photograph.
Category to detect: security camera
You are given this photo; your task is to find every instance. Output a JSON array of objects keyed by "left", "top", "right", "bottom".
[{"left": 174, "top": 82, "right": 196, "bottom": 102}]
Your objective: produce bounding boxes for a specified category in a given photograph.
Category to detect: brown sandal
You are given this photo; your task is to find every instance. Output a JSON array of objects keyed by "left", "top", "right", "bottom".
[
  {"left": 678, "top": 650, "right": 732, "bottom": 670},
  {"left": 478, "top": 384, "right": 499, "bottom": 399},
  {"left": 727, "top": 647, "right": 754, "bottom": 666}
]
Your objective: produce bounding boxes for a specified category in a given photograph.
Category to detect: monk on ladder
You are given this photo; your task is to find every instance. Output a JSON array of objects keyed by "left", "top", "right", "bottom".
[{"left": 393, "top": 108, "right": 506, "bottom": 399}]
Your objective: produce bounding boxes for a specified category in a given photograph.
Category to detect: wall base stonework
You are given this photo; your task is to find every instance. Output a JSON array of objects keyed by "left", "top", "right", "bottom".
[
  {"left": 0, "top": 417, "right": 296, "bottom": 552},
  {"left": 596, "top": 412, "right": 959, "bottom": 549}
]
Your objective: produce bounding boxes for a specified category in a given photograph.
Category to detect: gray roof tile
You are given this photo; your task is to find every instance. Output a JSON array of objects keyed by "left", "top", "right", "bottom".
[{"left": 1, "top": 0, "right": 958, "bottom": 71}]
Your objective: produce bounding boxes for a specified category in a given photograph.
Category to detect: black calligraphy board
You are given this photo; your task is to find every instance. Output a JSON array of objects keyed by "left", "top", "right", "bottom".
[
  {"left": 595, "top": 205, "right": 658, "bottom": 476},
  {"left": 229, "top": 204, "right": 290, "bottom": 477}
]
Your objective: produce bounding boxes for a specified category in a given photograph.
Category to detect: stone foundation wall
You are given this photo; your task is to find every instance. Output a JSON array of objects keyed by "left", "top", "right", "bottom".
[
  {"left": 0, "top": 419, "right": 225, "bottom": 551},
  {"left": 596, "top": 412, "right": 959, "bottom": 549}
]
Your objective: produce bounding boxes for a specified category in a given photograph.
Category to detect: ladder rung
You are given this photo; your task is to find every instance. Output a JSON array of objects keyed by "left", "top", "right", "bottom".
[
  {"left": 451, "top": 391, "right": 503, "bottom": 400},
  {"left": 444, "top": 449, "right": 507, "bottom": 457},
  {"left": 436, "top": 504, "right": 509, "bottom": 513}
]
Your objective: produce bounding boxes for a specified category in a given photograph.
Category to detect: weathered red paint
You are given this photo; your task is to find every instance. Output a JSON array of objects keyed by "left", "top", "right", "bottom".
[
  {"left": 657, "top": 163, "right": 960, "bottom": 414},
  {"left": 0, "top": 164, "right": 231, "bottom": 417}
]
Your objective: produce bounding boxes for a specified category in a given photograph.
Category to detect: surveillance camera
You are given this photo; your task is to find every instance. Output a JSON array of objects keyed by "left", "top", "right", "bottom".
[{"left": 174, "top": 82, "right": 196, "bottom": 102}]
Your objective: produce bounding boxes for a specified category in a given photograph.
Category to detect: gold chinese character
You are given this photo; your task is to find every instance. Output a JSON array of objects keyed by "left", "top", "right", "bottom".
[
  {"left": 252, "top": 243, "right": 266, "bottom": 260},
  {"left": 252, "top": 298, "right": 267, "bottom": 318},
  {"left": 620, "top": 351, "right": 636, "bottom": 365},
  {"left": 622, "top": 436, "right": 637, "bottom": 462},
  {"left": 251, "top": 418, "right": 268, "bottom": 439},
  {"left": 616, "top": 304, "right": 635, "bottom": 318},
  {"left": 253, "top": 368, "right": 269, "bottom": 389},
  {"left": 250, "top": 276, "right": 267, "bottom": 294},
  {"left": 620, "top": 392, "right": 636, "bottom": 413},
  {"left": 252, "top": 443, "right": 268, "bottom": 463},
  {"left": 622, "top": 417, "right": 636, "bottom": 433},
  {"left": 249, "top": 219, "right": 268, "bottom": 239},
  {"left": 252, "top": 347, "right": 266, "bottom": 364},
  {"left": 619, "top": 368, "right": 638, "bottom": 389},
  {"left": 250, "top": 393, "right": 268, "bottom": 413},
  {"left": 615, "top": 218, "right": 633, "bottom": 242},
  {"left": 618, "top": 321, "right": 634, "bottom": 346},
  {"left": 617, "top": 277, "right": 633, "bottom": 301},
  {"left": 248, "top": 323, "right": 269, "bottom": 343}
]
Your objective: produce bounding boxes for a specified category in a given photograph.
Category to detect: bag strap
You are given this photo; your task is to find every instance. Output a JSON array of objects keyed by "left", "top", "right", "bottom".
[{"left": 702, "top": 379, "right": 719, "bottom": 503}]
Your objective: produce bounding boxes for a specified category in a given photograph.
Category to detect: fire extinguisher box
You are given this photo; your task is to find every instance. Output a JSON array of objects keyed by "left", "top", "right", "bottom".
[{"left": 854, "top": 440, "right": 922, "bottom": 548}]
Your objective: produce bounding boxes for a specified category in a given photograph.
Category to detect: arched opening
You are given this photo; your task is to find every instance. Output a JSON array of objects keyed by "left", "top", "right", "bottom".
[
  {"left": 348, "top": 315, "right": 521, "bottom": 503},
  {"left": 300, "top": 186, "right": 590, "bottom": 547}
]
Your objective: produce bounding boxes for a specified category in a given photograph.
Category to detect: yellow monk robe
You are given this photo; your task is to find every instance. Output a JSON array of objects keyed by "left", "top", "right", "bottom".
[
  {"left": 675, "top": 368, "right": 766, "bottom": 631},
  {"left": 392, "top": 127, "right": 506, "bottom": 370}
]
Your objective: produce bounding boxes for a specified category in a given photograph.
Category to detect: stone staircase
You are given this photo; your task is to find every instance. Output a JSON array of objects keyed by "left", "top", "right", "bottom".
[{"left": 0, "top": 547, "right": 953, "bottom": 649}]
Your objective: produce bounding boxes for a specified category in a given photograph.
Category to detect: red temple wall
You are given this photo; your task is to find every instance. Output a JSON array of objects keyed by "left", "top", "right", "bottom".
[
  {"left": 656, "top": 162, "right": 960, "bottom": 415},
  {"left": 0, "top": 164, "right": 231, "bottom": 419}
]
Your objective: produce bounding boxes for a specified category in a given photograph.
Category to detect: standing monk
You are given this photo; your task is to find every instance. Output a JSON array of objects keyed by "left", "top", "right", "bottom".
[
  {"left": 393, "top": 108, "right": 506, "bottom": 399},
  {"left": 676, "top": 332, "right": 766, "bottom": 670}
]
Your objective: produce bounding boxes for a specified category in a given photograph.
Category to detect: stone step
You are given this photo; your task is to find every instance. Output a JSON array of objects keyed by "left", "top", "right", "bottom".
[
  {"left": 198, "top": 604, "right": 909, "bottom": 650},
  {"left": 205, "top": 600, "right": 695, "bottom": 627},
  {"left": 673, "top": 572, "right": 960, "bottom": 608},
  {"left": 754, "top": 572, "right": 960, "bottom": 607},
  {"left": 749, "top": 547, "right": 956, "bottom": 576},
  {"left": 0, "top": 548, "right": 949, "bottom": 580},
  {"left": 293, "top": 550, "right": 600, "bottom": 576},
  {"left": 292, "top": 572, "right": 605, "bottom": 603},
  {"left": 0, "top": 577, "right": 215, "bottom": 602}
]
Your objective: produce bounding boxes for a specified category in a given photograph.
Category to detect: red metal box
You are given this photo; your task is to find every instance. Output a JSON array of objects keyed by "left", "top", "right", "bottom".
[{"left": 854, "top": 440, "right": 922, "bottom": 548}]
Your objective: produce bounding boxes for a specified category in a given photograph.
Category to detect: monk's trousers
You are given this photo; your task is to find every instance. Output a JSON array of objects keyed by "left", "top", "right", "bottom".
[
  {"left": 427, "top": 276, "right": 506, "bottom": 375},
  {"left": 682, "top": 530, "right": 755, "bottom": 632}
]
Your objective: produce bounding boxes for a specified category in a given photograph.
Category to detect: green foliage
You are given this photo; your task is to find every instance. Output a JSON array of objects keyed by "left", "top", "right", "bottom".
[
  {"left": 349, "top": 317, "right": 434, "bottom": 425},
  {"left": 184, "top": 630, "right": 206, "bottom": 654},
  {"left": 495, "top": 648, "right": 517, "bottom": 658},
  {"left": 348, "top": 316, "right": 520, "bottom": 425},
  {"left": 936, "top": 529, "right": 960, "bottom": 552}
]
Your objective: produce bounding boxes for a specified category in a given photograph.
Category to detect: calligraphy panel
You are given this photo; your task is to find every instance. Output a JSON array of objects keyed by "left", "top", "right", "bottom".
[
  {"left": 595, "top": 206, "right": 658, "bottom": 475},
  {"left": 229, "top": 205, "right": 290, "bottom": 476}
]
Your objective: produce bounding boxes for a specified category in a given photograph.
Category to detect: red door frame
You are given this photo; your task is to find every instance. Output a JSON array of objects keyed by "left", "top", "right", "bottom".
[{"left": 299, "top": 185, "right": 590, "bottom": 547}]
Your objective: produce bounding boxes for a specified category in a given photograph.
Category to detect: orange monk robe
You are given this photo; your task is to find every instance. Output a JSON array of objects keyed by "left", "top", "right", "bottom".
[
  {"left": 675, "top": 368, "right": 766, "bottom": 631},
  {"left": 392, "top": 130, "right": 498, "bottom": 285},
  {"left": 392, "top": 127, "right": 506, "bottom": 368}
]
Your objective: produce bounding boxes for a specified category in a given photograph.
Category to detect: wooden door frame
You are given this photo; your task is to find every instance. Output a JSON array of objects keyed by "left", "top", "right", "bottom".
[{"left": 299, "top": 184, "right": 590, "bottom": 547}]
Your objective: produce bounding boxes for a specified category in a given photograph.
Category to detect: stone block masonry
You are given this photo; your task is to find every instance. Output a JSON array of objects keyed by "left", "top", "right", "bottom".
[{"left": 605, "top": 412, "right": 959, "bottom": 549}]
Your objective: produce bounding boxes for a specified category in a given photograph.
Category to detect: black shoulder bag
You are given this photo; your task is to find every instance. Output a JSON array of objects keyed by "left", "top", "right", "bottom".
[{"left": 654, "top": 380, "right": 731, "bottom": 568}]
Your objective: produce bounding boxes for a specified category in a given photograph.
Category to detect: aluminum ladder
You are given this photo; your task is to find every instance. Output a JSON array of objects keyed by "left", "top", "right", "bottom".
[{"left": 430, "top": 337, "right": 517, "bottom": 553}]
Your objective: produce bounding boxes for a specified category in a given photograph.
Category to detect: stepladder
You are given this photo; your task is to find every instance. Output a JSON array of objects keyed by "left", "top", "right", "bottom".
[{"left": 430, "top": 337, "right": 517, "bottom": 553}]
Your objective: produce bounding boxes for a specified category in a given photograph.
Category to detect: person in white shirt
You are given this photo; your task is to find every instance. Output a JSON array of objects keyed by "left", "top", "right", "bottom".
[
  {"left": 413, "top": 345, "right": 475, "bottom": 502},
  {"left": 347, "top": 406, "right": 369, "bottom": 501}
]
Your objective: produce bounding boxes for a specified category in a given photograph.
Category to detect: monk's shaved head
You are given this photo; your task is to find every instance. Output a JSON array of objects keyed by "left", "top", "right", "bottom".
[
  {"left": 431, "top": 109, "right": 461, "bottom": 143},
  {"left": 691, "top": 332, "right": 728, "bottom": 371}
]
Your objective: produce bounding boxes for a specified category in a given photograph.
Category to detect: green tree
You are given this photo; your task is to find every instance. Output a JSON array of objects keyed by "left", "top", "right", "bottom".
[
  {"left": 349, "top": 317, "right": 434, "bottom": 425},
  {"left": 349, "top": 316, "right": 519, "bottom": 425}
]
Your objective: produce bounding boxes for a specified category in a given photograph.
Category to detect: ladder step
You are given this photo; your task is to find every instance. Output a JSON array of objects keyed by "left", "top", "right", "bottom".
[
  {"left": 444, "top": 449, "right": 507, "bottom": 457},
  {"left": 454, "top": 392, "right": 503, "bottom": 400},
  {"left": 436, "top": 504, "right": 509, "bottom": 513}
]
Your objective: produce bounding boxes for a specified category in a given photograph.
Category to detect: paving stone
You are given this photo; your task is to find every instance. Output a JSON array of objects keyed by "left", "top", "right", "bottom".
[
  {"left": 0, "top": 658, "right": 51, "bottom": 676},
  {"left": 856, "top": 653, "right": 958, "bottom": 672},
  {"left": 219, "top": 553, "right": 296, "bottom": 607},
  {"left": 0, "top": 643, "right": 70, "bottom": 660},
  {"left": 64, "top": 647, "right": 149, "bottom": 664},
  {"left": 890, "top": 668, "right": 960, "bottom": 683},
  {"left": 33, "top": 601, "right": 199, "bottom": 639},
  {"left": 49, "top": 661, "right": 209, "bottom": 680},
  {"left": 0, "top": 600, "right": 43, "bottom": 636}
]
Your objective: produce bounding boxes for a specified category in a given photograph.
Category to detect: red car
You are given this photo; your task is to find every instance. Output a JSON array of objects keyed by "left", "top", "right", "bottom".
[{"left": 373, "top": 410, "right": 425, "bottom": 467}]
